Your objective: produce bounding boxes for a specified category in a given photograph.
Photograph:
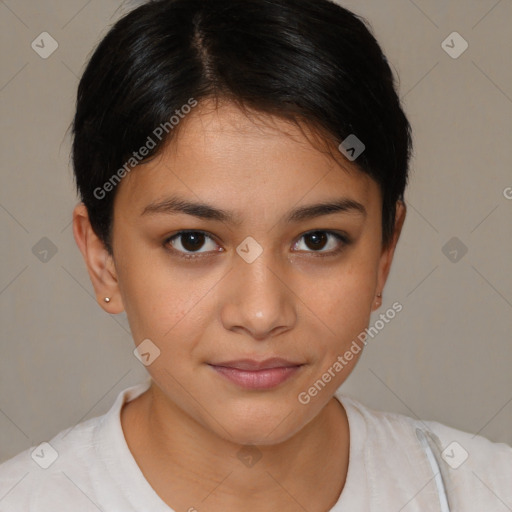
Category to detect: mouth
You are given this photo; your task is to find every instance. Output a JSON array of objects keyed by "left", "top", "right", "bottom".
[{"left": 208, "top": 358, "right": 305, "bottom": 390}]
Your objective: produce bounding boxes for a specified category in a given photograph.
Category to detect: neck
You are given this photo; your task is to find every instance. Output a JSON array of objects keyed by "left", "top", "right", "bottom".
[{"left": 121, "top": 383, "right": 350, "bottom": 512}]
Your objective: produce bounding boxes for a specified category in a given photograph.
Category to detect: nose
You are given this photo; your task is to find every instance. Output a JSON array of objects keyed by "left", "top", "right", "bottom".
[{"left": 220, "top": 251, "right": 297, "bottom": 341}]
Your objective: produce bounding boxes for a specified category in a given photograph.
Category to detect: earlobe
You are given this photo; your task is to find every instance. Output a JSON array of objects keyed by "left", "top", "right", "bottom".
[{"left": 72, "top": 203, "right": 124, "bottom": 314}]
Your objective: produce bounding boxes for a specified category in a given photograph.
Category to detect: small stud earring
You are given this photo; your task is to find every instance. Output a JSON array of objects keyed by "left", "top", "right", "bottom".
[{"left": 104, "top": 297, "right": 111, "bottom": 303}]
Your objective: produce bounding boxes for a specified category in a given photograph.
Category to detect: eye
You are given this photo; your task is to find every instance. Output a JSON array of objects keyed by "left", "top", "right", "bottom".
[
  {"left": 164, "top": 231, "right": 221, "bottom": 259},
  {"left": 163, "top": 229, "right": 351, "bottom": 261},
  {"left": 292, "top": 231, "right": 350, "bottom": 257}
]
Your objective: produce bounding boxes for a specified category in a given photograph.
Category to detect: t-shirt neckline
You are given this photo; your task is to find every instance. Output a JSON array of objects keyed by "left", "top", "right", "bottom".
[{"left": 94, "top": 379, "right": 367, "bottom": 511}]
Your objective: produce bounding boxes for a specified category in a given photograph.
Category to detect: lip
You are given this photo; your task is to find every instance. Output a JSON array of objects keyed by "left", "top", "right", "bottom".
[
  {"left": 208, "top": 358, "right": 304, "bottom": 390},
  {"left": 210, "top": 357, "right": 303, "bottom": 370}
]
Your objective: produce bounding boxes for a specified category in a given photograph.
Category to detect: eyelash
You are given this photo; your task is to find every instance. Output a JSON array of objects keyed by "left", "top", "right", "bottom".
[{"left": 163, "top": 230, "right": 351, "bottom": 261}]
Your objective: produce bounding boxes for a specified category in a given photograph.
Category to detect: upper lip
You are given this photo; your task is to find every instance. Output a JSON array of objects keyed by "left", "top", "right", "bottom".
[{"left": 209, "top": 357, "right": 303, "bottom": 371}]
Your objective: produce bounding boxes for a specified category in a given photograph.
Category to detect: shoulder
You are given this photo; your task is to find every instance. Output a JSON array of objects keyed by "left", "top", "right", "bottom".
[
  {"left": 338, "top": 392, "right": 512, "bottom": 508},
  {"left": 0, "top": 380, "right": 152, "bottom": 511},
  {"left": 421, "top": 417, "right": 512, "bottom": 502},
  {"left": 351, "top": 395, "right": 512, "bottom": 468},
  {"left": 339, "top": 391, "right": 512, "bottom": 459},
  {"left": 0, "top": 414, "right": 102, "bottom": 511}
]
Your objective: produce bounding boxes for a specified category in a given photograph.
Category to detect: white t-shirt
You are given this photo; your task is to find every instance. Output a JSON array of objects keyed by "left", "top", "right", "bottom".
[{"left": 1, "top": 378, "right": 511, "bottom": 511}]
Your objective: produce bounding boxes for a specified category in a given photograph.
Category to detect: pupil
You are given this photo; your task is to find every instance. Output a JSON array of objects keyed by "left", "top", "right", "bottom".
[
  {"left": 307, "top": 232, "right": 327, "bottom": 250},
  {"left": 182, "top": 232, "right": 204, "bottom": 251}
]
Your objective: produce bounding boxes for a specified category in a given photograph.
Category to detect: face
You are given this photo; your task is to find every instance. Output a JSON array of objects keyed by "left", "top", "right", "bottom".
[{"left": 75, "top": 100, "right": 405, "bottom": 446}]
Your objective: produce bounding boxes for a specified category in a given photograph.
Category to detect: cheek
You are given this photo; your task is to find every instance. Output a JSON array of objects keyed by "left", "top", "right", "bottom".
[
  {"left": 306, "top": 262, "right": 374, "bottom": 325},
  {"left": 115, "top": 250, "right": 192, "bottom": 342},
  {"left": 127, "top": 288, "right": 191, "bottom": 343},
  {"left": 298, "top": 256, "right": 377, "bottom": 363}
]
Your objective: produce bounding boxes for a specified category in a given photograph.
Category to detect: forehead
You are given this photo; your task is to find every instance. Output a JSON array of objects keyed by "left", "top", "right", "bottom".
[{"left": 114, "top": 101, "right": 380, "bottom": 217}]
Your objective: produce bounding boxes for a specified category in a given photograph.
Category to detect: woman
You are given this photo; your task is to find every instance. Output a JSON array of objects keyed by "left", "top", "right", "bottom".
[{"left": 0, "top": 0, "right": 510, "bottom": 510}]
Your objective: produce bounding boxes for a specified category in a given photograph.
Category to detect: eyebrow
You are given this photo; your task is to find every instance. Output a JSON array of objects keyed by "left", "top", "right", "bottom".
[{"left": 141, "top": 194, "right": 367, "bottom": 223}]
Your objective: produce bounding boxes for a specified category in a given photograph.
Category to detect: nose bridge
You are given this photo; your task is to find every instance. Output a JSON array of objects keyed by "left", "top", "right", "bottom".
[{"left": 221, "top": 242, "right": 296, "bottom": 338}]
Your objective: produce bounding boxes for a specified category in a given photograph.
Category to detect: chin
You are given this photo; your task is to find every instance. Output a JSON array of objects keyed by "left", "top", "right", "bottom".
[{"left": 212, "top": 403, "right": 306, "bottom": 447}]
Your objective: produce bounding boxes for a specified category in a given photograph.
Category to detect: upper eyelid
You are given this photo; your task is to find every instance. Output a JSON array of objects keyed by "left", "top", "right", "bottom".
[{"left": 165, "top": 231, "right": 221, "bottom": 255}]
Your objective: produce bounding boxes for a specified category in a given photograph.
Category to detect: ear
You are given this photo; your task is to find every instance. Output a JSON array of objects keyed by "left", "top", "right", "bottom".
[
  {"left": 72, "top": 203, "right": 124, "bottom": 314},
  {"left": 372, "top": 200, "right": 407, "bottom": 311}
]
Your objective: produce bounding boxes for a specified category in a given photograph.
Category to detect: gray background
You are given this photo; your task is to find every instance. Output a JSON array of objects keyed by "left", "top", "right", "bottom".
[{"left": 1, "top": 0, "right": 511, "bottom": 463}]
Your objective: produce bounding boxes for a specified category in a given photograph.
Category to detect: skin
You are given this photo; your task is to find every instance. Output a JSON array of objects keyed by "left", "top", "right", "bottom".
[{"left": 73, "top": 99, "right": 406, "bottom": 512}]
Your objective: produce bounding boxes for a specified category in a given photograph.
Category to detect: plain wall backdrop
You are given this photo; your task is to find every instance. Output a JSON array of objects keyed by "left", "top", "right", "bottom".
[{"left": 1, "top": 0, "right": 511, "bottom": 463}]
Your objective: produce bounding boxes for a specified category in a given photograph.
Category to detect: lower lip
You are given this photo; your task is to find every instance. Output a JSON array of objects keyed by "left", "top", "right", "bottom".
[{"left": 210, "top": 365, "right": 302, "bottom": 390}]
